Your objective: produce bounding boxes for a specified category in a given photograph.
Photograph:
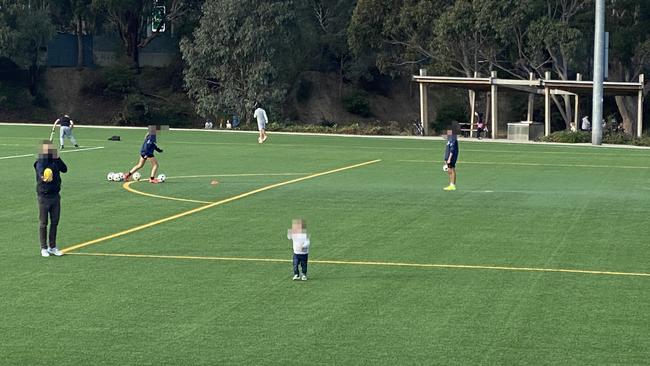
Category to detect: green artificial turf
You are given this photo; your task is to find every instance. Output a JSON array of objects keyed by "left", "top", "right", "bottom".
[{"left": 1, "top": 124, "right": 649, "bottom": 365}]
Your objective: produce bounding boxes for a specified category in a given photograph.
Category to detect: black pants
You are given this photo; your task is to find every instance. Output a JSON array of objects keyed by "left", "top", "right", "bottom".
[
  {"left": 38, "top": 194, "right": 60, "bottom": 249},
  {"left": 293, "top": 254, "right": 308, "bottom": 276}
]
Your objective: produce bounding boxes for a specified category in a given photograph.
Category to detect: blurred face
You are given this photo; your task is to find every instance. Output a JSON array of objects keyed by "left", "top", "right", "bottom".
[
  {"left": 447, "top": 129, "right": 454, "bottom": 137},
  {"left": 39, "top": 141, "right": 57, "bottom": 158},
  {"left": 148, "top": 125, "right": 159, "bottom": 135},
  {"left": 292, "top": 219, "right": 305, "bottom": 233}
]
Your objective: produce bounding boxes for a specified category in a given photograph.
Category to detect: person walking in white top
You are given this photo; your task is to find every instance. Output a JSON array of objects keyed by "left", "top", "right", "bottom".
[
  {"left": 581, "top": 116, "right": 591, "bottom": 131},
  {"left": 288, "top": 218, "right": 310, "bottom": 281},
  {"left": 253, "top": 105, "right": 269, "bottom": 144}
]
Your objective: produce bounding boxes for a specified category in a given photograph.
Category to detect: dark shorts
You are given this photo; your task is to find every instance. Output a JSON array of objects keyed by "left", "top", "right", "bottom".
[
  {"left": 447, "top": 158, "right": 457, "bottom": 168},
  {"left": 141, "top": 153, "right": 154, "bottom": 160}
]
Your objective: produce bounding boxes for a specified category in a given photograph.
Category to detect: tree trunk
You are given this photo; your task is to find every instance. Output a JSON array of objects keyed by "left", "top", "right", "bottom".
[
  {"left": 125, "top": 13, "right": 141, "bottom": 71},
  {"left": 615, "top": 95, "right": 637, "bottom": 135},
  {"left": 28, "top": 64, "right": 38, "bottom": 96},
  {"left": 76, "top": 14, "right": 84, "bottom": 70}
]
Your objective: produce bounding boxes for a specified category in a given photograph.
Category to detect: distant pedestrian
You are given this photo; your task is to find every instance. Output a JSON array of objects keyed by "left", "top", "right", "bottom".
[
  {"left": 443, "top": 128, "right": 459, "bottom": 191},
  {"left": 34, "top": 141, "right": 67, "bottom": 257},
  {"left": 581, "top": 116, "right": 591, "bottom": 131},
  {"left": 53, "top": 114, "right": 79, "bottom": 149},
  {"left": 475, "top": 112, "right": 485, "bottom": 139},
  {"left": 288, "top": 218, "right": 310, "bottom": 281},
  {"left": 254, "top": 105, "right": 269, "bottom": 144}
]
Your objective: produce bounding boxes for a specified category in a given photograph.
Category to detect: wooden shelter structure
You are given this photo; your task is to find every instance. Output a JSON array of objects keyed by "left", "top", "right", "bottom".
[{"left": 413, "top": 70, "right": 645, "bottom": 138}]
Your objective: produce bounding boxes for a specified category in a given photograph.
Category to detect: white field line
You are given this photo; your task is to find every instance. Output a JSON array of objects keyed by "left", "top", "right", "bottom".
[
  {"left": 3, "top": 122, "right": 650, "bottom": 150},
  {"left": 399, "top": 159, "right": 650, "bottom": 170},
  {"left": 0, "top": 146, "right": 104, "bottom": 160}
]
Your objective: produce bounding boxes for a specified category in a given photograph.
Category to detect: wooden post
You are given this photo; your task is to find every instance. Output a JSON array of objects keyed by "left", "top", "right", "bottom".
[
  {"left": 544, "top": 71, "right": 551, "bottom": 136},
  {"left": 490, "top": 71, "right": 498, "bottom": 138},
  {"left": 574, "top": 73, "right": 582, "bottom": 130},
  {"left": 469, "top": 71, "right": 478, "bottom": 138},
  {"left": 638, "top": 74, "right": 644, "bottom": 137},
  {"left": 526, "top": 73, "right": 534, "bottom": 122},
  {"left": 419, "top": 69, "right": 429, "bottom": 135}
]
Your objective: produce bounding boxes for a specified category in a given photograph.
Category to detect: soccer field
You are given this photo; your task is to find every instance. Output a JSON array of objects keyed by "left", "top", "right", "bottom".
[{"left": 1, "top": 124, "right": 649, "bottom": 365}]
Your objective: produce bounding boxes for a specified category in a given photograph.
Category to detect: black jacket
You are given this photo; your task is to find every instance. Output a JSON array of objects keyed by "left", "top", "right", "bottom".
[{"left": 34, "top": 156, "right": 68, "bottom": 196}]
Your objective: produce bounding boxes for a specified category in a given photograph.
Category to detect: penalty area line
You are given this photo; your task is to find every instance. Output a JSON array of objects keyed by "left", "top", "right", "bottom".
[
  {"left": 67, "top": 252, "right": 650, "bottom": 278},
  {"left": 62, "top": 159, "right": 381, "bottom": 254}
]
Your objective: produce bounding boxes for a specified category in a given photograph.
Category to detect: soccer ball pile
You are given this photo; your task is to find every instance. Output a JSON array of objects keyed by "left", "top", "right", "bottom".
[
  {"left": 106, "top": 172, "right": 165, "bottom": 182},
  {"left": 107, "top": 172, "right": 125, "bottom": 182}
]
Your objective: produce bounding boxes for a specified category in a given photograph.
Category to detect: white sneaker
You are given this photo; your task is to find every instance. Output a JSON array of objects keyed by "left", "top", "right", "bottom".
[
  {"left": 258, "top": 137, "right": 262, "bottom": 144},
  {"left": 262, "top": 136, "right": 268, "bottom": 143},
  {"left": 41, "top": 249, "right": 50, "bottom": 257},
  {"left": 301, "top": 275, "right": 307, "bottom": 281},
  {"left": 47, "top": 247, "right": 63, "bottom": 256},
  {"left": 292, "top": 275, "right": 300, "bottom": 280}
]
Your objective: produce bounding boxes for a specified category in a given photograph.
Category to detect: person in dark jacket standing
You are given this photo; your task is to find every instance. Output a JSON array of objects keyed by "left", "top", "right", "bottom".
[
  {"left": 443, "top": 128, "right": 459, "bottom": 191},
  {"left": 34, "top": 141, "right": 68, "bottom": 257}
]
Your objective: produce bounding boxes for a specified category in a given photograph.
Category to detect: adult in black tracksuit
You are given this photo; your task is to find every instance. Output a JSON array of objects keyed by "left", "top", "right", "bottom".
[{"left": 34, "top": 142, "right": 68, "bottom": 257}]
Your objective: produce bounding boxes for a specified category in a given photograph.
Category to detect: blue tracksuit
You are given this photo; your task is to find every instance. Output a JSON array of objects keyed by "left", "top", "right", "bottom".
[{"left": 140, "top": 134, "right": 162, "bottom": 158}]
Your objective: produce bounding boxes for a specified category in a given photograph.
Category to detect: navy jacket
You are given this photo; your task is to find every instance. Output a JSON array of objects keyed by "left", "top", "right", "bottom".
[
  {"left": 34, "top": 156, "right": 68, "bottom": 196},
  {"left": 140, "top": 134, "right": 162, "bottom": 156},
  {"left": 444, "top": 136, "right": 459, "bottom": 161}
]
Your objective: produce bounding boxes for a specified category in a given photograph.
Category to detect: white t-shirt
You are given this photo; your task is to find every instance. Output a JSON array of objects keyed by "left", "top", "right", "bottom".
[
  {"left": 581, "top": 117, "right": 591, "bottom": 130},
  {"left": 254, "top": 108, "right": 268, "bottom": 124},
  {"left": 288, "top": 232, "right": 310, "bottom": 254}
]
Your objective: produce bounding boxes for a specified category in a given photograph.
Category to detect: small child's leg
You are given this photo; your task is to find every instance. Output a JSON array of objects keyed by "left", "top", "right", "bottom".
[
  {"left": 292, "top": 254, "right": 300, "bottom": 276},
  {"left": 300, "top": 254, "right": 308, "bottom": 275}
]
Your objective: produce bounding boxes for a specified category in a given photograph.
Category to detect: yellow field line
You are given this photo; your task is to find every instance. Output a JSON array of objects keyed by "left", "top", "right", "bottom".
[
  {"left": 67, "top": 252, "right": 650, "bottom": 278},
  {"left": 122, "top": 181, "right": 213, "bottom": 204},
  {"left": 399, "top": 159, "right": 650, "bottom": 170},
  {"left": 169, "top": 173, "right": 309, "bottom": 179},
  {"left": 62, "top": 159, "right": 381, "bottom": 254},
  {"left": 122, "top": 173, "right": 313, "bottom": 204}
]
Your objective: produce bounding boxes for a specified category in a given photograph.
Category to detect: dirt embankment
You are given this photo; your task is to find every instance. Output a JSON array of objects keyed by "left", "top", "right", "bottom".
[
  {"left": 44, "top": 68, "right": 122, "bottom": 124},
  {"left": 290, "top": 71, "right": 422, "bottom": 125},
  {"left": 3, "top": 68, "right": 439, "bottom": 127}
]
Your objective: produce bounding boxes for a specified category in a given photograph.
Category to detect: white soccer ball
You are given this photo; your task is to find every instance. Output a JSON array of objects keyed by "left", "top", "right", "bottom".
[
  {"left": 107, "top": 172, "right": 115, "bottom": 181},
  {"left": 442, "top": 164, "right": 449, "bottom": 172},
  {"left": 114, "top": 172, "right": 124, "bottom": 182},
  {"left": 157, "top": 174, "right": 166, "bottom": 182},
  {"left": 132, "top": 172, "right": 141, "bottom": 181}
]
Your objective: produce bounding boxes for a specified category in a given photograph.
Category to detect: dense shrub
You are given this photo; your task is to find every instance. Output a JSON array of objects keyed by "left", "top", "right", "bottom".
[
  {"left": 267, "top": 121, "right": 406, "bottom": 135},
  {"left": 342, "top": 91, "right": 372, "bottom": 117},
  {"left": 295, "top": 78, "right": 313, "bottom": 103},
  {"left": 434, "top": 102, "right": 466, "bottom": 133},
  {"left": 602, "top": 132, "right": 633, "bottom": 145},
  {"left": 539, "top": 130, "right": 650, "bottom": 147},
  {"left": 0, "top": 83, "right": 33, "bottom": 110},
  {"left": 117, "top": 94, "right": 194, "bottom": 127},
  {"left": 539, "top": 130, "right": 591, "bottom": 143},
  {"left": 102, "top": 64, "right": 137, "bottom": 98}
]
